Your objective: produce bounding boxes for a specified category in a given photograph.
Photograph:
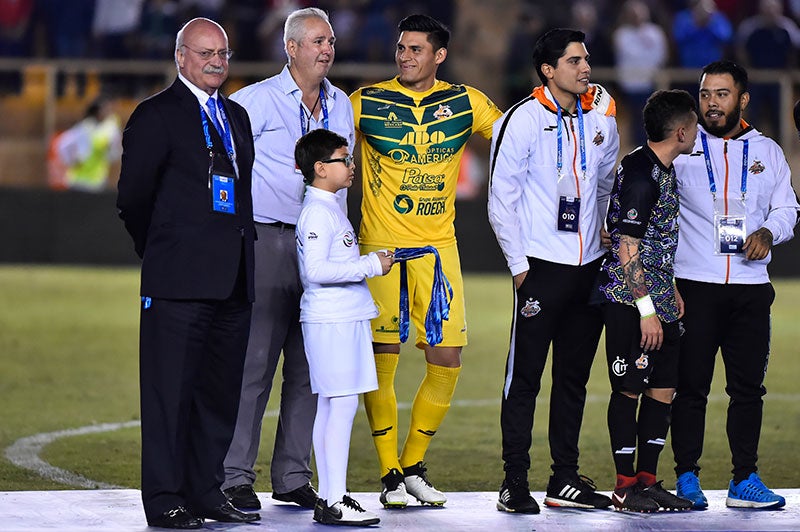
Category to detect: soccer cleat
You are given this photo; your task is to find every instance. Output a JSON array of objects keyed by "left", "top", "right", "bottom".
[
  {"left": 379, "top": 468, "right": 408, "bottom": 508},
  {"left": 642, "top": 481, "right": 693, "bottom": 511},
  {"left": 497, "top": 475, "right": 540, "bottom": 514},
  {"left": 726, "top": 472, "right": 786, "bottom": 509},
  {"left": 612, "top": 483, "right": 660, "bottom": 513},
  {"left": 544, "top": 473, "right": 612, "bottom": 509},
  {"left": 315, "top": 495, "right": 380, "bottom": 526},
  {"left": 403, "top": 462, "right": 447, "bottom": 506},
  {"left": 676, "top": 471, "right": 708, "bottom": 509}
]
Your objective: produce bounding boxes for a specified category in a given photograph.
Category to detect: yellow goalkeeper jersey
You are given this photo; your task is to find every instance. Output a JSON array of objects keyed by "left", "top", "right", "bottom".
[{"left": 351, "top": 77, "right": 501, "bottom": 248}]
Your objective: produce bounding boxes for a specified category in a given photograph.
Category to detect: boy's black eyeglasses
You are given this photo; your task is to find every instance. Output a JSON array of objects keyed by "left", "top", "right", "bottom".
[{"left": 321, "top": 155, "right": 354, "bottom": 167}]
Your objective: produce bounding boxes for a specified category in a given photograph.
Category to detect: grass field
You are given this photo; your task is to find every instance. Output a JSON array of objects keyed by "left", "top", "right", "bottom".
[{"left": 1, "top": 265, "right": 798, "bottom": 494}]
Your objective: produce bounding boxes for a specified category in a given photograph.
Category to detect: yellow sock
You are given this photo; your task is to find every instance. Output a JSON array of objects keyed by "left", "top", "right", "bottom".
[
  {"left": 400, "top": 363, "right": 461, "bottom": 469},
  {"left": 363, "top": 353, "right": 402, "bottom": 476}
]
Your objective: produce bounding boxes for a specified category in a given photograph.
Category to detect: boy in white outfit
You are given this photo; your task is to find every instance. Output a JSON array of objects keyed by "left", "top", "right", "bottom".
[{"left": 294, "top": 129, "right": 394, "bottom": 526}]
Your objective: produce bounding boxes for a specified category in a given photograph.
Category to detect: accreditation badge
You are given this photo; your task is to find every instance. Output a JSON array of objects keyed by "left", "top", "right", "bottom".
[
  {"left": 211, "top": 172, "right": 236, "bottom": 214},
  {"left": 714, "top": 215, "right": 745, "bottom": 254},
  {"left": 557, "top": 195, "right": 581, "bottom": 233}
]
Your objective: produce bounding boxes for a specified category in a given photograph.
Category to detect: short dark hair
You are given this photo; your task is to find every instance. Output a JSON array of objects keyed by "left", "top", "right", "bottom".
[
  {"left": 398, "top": 14, "right": 450, "bottom": 50},
  {"left": 643, "top": 89, "right": 697, "bottom": 142},
  {"left": 294, "top": 129, "right": 348, "bottom": 185},
  {"left": 701, "top": 60, "right": 749, "bottom": 94},
  {"left": 532, "top": 28, "right": 586, "bottom": 85}
]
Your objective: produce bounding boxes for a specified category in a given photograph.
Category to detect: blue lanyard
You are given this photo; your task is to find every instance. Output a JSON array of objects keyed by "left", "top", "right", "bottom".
[
  {"left": 555, "top": 96, "right": 587, "bottom": 180},
  {"left": 299, "top": 85, "right": 330, "bottom": 136},
  {"left": 393, "top": 246, "right": 453, "bottom": 346},
  {"left": 700, "top": 132, "right": 748, "bottom": 201},
  {"left": 199, "top": 101, "right": 235, "bottom": 164}
]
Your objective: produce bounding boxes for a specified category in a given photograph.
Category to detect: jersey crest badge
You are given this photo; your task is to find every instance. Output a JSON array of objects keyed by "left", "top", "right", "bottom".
[
  {"left": 343, "top": 231, "right": 355, "bottom": 247},
  {"left": 433, "top": 104, "right": 453, "bottom": 120},
  {"left": 520, "top": 298, "right": 541, "bottom": 318},
  {"left": 593, "top": 130, "right": 605, "bottom": 146},
  {"left": 635, "top": 353, "right": 649, "bottom": 370},
  {"left": 749, "top": 159, "right": 765, "bottom": 174},
  {"left": 627, "top": 208, "right": 638, "bottom": 220}
]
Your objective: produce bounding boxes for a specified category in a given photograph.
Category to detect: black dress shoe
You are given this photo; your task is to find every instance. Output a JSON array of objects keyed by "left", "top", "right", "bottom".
[
  {"left": 272, "top": 482, "right": 319, "bottom": 509},
  {"left": 147, "top": 506, "right": 203, "bottom": 529},
  {"left": 198, "top": 501, "right": 260, "bottom": 523},
  {"left": 224, "top": 484, "right": 262, "bottom": 510}
]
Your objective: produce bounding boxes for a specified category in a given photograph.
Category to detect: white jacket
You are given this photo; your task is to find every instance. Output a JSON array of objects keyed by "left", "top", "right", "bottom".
[
  {"left": 488, "top": 85, "right": 620, "bottom": 274},
  {"left": 296, "top": 186, "right": 382, "bottom": 323},
  {"left": 674, "top": 124, "right": 799, "bottom": 284}
]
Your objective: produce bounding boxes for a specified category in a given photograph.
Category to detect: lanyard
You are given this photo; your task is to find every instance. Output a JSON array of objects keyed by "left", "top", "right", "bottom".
[
  {"left": 700, "top": 132, "right": 748, "bottom": 202},
  {"left": 393, "top": 246, "right": 453, "bottom": 347},
  {"left": 299, "top": 85, "right": 330, "bottom": 136},
  {"left": 555, "top": 96, "right": 587, "bottom": 180},
  {"left": 199, "top": 102, "right": 236, "bottom": 165}
]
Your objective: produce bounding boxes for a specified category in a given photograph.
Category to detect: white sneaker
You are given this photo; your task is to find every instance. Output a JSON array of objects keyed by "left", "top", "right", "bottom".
[
  {"left": 321, "top": 495, "right": 380, "bottom": 526},
  {"left": 403, "top": 462, "right": 447, "bottom": 506},
  {"left": 379, "top": 468, "right": 408, "bottom": 508}
]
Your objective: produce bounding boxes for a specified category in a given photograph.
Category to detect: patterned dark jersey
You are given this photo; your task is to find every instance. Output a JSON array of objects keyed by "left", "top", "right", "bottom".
[{"left": 601, "top": 144, "right": 680, "bottom": 322}]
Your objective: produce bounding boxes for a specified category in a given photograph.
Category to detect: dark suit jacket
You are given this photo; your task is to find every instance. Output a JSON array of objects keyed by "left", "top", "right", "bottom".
[{"left": 117, "top": 78, "right": 256, "bottom": 302}]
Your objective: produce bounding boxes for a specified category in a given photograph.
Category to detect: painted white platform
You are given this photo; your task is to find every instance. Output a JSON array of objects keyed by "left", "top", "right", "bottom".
[{"left": 1, "top": 489, "right": 799, "bottom": 531}]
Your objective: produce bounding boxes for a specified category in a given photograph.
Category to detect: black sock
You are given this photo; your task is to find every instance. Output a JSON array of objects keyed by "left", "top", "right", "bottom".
[
  {"left": 636, "top": 393, "right": 671, "bottom": 477},
  {"left": 608, "top": 392, "right": 639, "bottom": 477}
]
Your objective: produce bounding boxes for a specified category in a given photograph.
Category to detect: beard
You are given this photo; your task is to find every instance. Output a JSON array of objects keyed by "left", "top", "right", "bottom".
[{"left": 700, "top": 101, "right": 741, "bottom": 137}]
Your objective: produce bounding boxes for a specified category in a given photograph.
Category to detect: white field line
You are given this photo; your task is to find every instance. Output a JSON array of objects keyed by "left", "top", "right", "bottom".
[{"left": 5, "top": 394, "right": 798, "bottom": 489}]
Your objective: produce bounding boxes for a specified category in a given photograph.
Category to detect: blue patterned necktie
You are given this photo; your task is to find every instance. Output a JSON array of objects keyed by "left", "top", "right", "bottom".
[
  {"left": 393, "top": 246, "right": 453, "bottom": 346},
  {"left": 205, "top": 97, "right": 224, "bottom": 138}
]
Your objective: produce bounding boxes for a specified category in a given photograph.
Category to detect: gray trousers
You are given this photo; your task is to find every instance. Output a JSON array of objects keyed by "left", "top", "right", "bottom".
[{"left": 222, "top": 222, "right": 316, "bottom": 493}]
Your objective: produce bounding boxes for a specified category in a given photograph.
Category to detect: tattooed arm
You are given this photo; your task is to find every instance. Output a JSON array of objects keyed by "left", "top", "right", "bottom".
[
  {"left": 742, "top": 227, "right": 773, "bottom": 261},
  {"left": 618, "top": 234, "right": 663, "bottom": 352}
]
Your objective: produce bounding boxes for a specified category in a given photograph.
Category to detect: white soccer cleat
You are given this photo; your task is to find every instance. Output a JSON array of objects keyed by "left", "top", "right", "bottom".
[
  {"left": 403, "top": 462, "right": 447, "bottom": 506},
  {"left": 379, "top": 468, "right": 409, "bottom": 508}
]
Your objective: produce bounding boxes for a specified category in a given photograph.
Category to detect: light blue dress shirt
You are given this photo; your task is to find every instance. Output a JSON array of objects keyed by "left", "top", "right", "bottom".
[{"left": 230, "top": 64, "right": 355, "bottom": 224}]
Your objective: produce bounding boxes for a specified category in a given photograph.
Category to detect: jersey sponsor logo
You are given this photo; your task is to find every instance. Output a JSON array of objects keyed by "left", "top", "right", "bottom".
[
  {"left": 593, "top": 129, "right": 605, "bottom": 146},
  {"left": 433, "top": 104, "right": 453, "bottom": 119},
  {"left": 635, "top": 353, "right": 649, "bottom": 370},
  {"left": 389, "top": 147, "right": 456, "bottom": 165},
  {"left": 343, "top": 231, "right": 355, "bottom": 247},
  {"left": 307, "top": 231, "right": 318, "bottom": 240},
  {"left": 749, "top": 159, "right": 765, "bottom": 174},
  {"left": 415, "top": 197, "right": 446, "bottom": 216},
  {"left": 520, "top": 298, "right": 541, "bottom": 318},
  {"left": 612, "top": 355, "right": 628, "bottom": 376},
  {"left": 399, "top": 130, "right": 447, "bottom": 146},
  {"left": 393, "top": 194, "right": 414, "bottom": 214},
  {"left": 400, "top": 167, "right": 446, "bottom": 192},
  {"left": 384, "top": 111, "right": 404, "bottom": 128}
]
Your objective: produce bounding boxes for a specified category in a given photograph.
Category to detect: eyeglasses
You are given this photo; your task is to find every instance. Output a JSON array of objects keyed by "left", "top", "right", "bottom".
[
  {"left": 181, "top": 44, "right": 234, "bottom": 61},
  {"left": 321, "top": 155, "right": 354, "bottom": 167}
]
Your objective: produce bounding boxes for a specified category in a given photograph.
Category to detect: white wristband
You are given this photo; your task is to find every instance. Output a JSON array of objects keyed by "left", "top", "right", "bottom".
[{"left": 635, "top": 295, "right": 656, "bottom": 318}]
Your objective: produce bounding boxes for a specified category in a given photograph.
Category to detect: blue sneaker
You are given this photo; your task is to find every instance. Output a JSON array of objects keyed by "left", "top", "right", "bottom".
[
  {"left": 726, "top": 472, "right": 786, "bottom": 509},
  {"left": 675, "top": 472, "right": 708, "bottom": 509}
]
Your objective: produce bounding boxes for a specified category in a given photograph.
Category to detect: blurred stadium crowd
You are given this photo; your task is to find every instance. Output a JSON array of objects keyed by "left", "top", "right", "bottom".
[{"left": 1, "top": 0, "right": 799, "bottom": 189}]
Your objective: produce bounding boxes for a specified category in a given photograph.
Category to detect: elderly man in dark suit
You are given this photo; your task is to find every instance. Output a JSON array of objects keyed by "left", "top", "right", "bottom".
[{"left": 117, "top": 17, "right": 260, "bottom": 529}]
